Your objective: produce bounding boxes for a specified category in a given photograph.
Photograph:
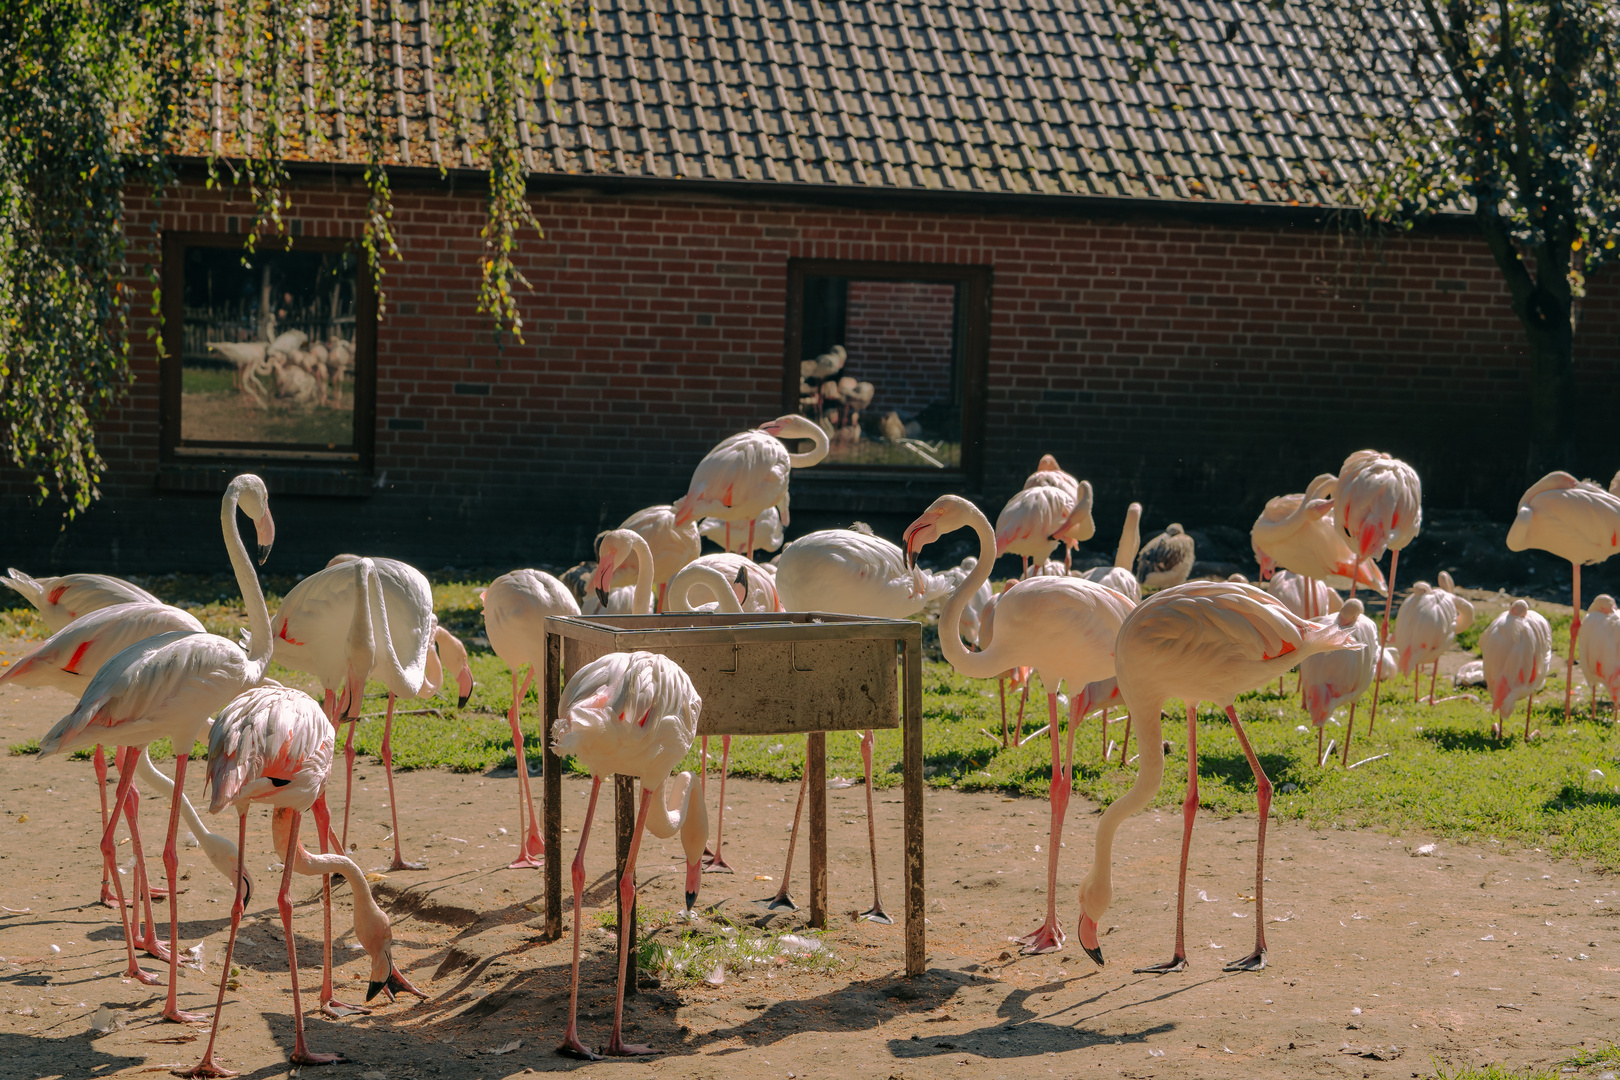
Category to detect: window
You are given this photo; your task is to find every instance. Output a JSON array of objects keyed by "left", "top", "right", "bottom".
[
  {"left": 161, "top": 233, "right": 374, "bottom": 466},
  {"left": 783, "top": 259, "right": 988, "bottom": 477}
]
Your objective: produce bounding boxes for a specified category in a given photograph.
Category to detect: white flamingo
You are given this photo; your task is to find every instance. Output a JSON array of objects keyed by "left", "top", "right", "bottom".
[
  {"left": 610, "top": 504, "right": 700, "bottom": 612},
  {"left": 1250, "top": 475, "right": 1386, "bottom": 594},
  {"left": 1578, "top": 595, "right": 1620, "bottom": 717},
  {"left": 1392, "top": 572, "right": 1475, "bottom": 705},
  {"left": 38, "top": 474, "right": 276, "bottom": 1023},
  {"left": 2, "top": 568, "right": 159, "bottom": 631},
  {"left": 672, "top": 415, "right": 828, "bottom": 555},
  {"left": 700, "top": 505, "right": 785, "bottom": 557},
  {"left": 552, "top": 651, "right": 706, "bottom": 1059},
  {"left": 1077, "top": 501, "right": 1143, "bottom": 603},
  {"left": 1298, "top": 599, "right": 1379, "bottom": 766},
  {"left": 1480, "top": 599, "right": 1553, "bottom": 740},
  {"left": 994, "top": 482, "right": 1093, "bottom": 573}
]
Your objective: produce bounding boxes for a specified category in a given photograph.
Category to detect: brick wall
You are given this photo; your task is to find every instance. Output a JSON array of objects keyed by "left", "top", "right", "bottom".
[
  {"left": 844, "top": 280, "right": 957, "bottom": 419},
  {"left": 3, "top": 173, "right": 1618, "bottom": 574}
]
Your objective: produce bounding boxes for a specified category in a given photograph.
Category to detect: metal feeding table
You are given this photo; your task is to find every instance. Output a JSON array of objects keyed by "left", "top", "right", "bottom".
[{"left": 539, "top": 611, "right": 926, "bottom": 978}]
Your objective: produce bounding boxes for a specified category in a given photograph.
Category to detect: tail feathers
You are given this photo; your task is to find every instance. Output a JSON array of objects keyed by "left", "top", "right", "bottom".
[
  {"left": 1301, "top": 619, "right": 1364, "bottom": 658},
  {"left": 2, "top": 568, "right": 44, "bottom": 608},
  {"left": 38, "top": 695, "right": 109, "bottom": 758}
]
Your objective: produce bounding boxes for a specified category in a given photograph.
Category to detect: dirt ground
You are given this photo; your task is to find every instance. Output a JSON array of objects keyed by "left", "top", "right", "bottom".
[{"left": 3, "top": 674, "right": 1618, "bottom": 1080}]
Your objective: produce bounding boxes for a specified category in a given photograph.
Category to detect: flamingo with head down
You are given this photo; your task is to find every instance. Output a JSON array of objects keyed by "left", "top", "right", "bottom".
[
  {"left": 609, "top": 504, "right": 701, "bottom": 611},
  {"left": 1297, "top": 599, "right": 1380, "bottom": 767}
]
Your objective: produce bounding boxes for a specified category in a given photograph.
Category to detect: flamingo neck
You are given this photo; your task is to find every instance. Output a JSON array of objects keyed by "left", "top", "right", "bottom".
[
  {"left": 346, "top": 558, "right": 377, "bottom": 684},
  {"left": 668, "top": 564, "right": 743, "bottom": 613},
  {"left": 628, "top": 532, "right": 656, "bottom": 614},
  {"left": 787, "top": 423, "right": 830, "bottom": 468},
  {"left": 1116, "top": 507, "right": 1142, "bottom": 570},
  {"left": 224, "top": 488, "right": 274, "bottom": 680},
  {"left": 366, "top": 565, "right": 412, "bottom": 689},
  {"left": 1082, "top": 699, "right": 1167, "bottom": 917},
  {"left": 937, "top": 506, "right": 1005, "bottom": 680}
]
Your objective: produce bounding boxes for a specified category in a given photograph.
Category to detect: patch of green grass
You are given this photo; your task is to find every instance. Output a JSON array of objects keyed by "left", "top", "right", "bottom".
[
  {"left": 8, "top": 737, "right": 40, "bottom": 756},
  {"left": 1456, "top": 611, "right": 1571, "bottom": 657},
  {"left": 1434, "top": 1065, "right": 1560, "bottom": 1080},
  {"left": 1562, "top": 1042, "right": 1620, "bottom": 1069}
]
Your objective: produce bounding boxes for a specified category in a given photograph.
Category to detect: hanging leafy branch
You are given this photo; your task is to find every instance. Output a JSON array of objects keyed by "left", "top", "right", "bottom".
[
  {"left": 0, "top": 0, "right": 574, "bottom": 515},
  {"left": 1112, "top": 1, "right": 1620, "bottom": 476}
]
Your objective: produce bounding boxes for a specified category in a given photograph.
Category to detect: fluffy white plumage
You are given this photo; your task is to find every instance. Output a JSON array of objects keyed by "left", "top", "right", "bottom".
[
  {"left": 1579, "top": 594, "right": 1620, "bottom": 705},
  {"left": 206, "top": 682, "right": 335, "bottom": 815},
  {"left": 700, "top": 506, "right": 784, "bottom": 555},
  {"left": 1335, "top": 450, "right": 1422, "bottom": 560},
  {"left": 611, "top": 504, "right": 701, "bottom": 592},
  {"left": 1505, "top": 471, "right": 1620, "bottom": 565},
  {"left": 1299, "top": 599, "right": 1379, "bottom": 728},
  {"left": 2, "top": 568, "right": 159, "bottom": 634},
  {"left": 1251, "top": 476, "right": 1387, "bottom": 592},
  {"left": 483, "top": 568, "right": 583, "bottom": 672},
  {"left": 0, "top": 601, "right": 204, "bottom": 694},
  {"left": 1479, "top": 600, "right": 1553, "bottom": 722},
  {"left": 551, "top": 652, "right": 701, "bottom": 784},
  {"left": 775, "top": 527, "right": 952, "bottom": 617},
  {"left": 1392, "top": 580, "right": 1464, "bottom": 676},
  {"left": 673, "top": 416, "right": 828, "bottom": 527},
  {"left": 1265, "top": 569, "right": 1343, "bottom": 619}
]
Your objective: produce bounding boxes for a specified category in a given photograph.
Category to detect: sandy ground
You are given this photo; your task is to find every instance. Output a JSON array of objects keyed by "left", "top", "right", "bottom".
[{"left": 4, "top": 674, "right": 1619, "bottom": 1080}]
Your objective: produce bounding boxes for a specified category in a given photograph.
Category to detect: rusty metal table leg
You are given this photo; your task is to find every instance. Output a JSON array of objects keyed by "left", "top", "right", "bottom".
[
  {"left": 543, "top": 631, "right": 563, "bottom": 941},
  {"left": 615, "top": 775, "right": 638, "bottom": 996},
  {"left": 807, "top": 732, "right": 827, "bottom": 929},
  {"left": 902, "top": 631, "right": 925, "bottom": 977}
]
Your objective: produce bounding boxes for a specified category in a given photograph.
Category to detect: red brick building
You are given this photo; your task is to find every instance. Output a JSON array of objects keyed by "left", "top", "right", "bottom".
[{"left": 4, "top": 0, "right": 1617, "bottom": 574}]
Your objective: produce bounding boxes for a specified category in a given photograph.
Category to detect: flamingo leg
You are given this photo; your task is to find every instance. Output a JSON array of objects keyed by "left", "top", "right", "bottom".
[
  {"left": 704, "top": 736, "right": 733, "bottom": 872},
  {"left": 1118, "top": 712, "right": 1132, "bottom": 768},
  {"left": 1135, "top": 704, "right": 1197, "bottom": 974},
  {"left": 94, "top": 745, "right": 115, "bottom": 907},
  {"left": 1429, "top": 659, "right": 1440, "bottom": 706},
  {"left": 1341, "top": 696, "right": 1358, "bottom": 767},
  {"left": 130, "top": 786, "right": 175, "bottom": 963},
  {"left": 858, "top": 730, "right": 891, "bottom": 924},
  {"left": 106, "top": 748, "right": 160, "bottom": 985},
  {"left": 764, "top": 763, "right": 808, "bottom": 911},
  {"left": 1000, "top": 678, "right": 1010, "bottom": 748},
  {"left": 1365, "top": 549, "right": 1400, "bottom": 735},
  {"left": 380, "top": 693, "right": 425, "bottom": 871},
  {"left": 184, "top": 813, "right": 249, "bottom": 1078},
  {"left": 1223, "top": 705, "right": 1271, "bottom": 971},
  {"left": 605, "top": 788, "right": 657, "bottom": 1057},
  {"left": 161, "top": 754, "right": 207, "bottom": 1023},
  {"left": 277, "top": 811, "right": 344, "bottom": 1066},
  {"left": 1525, "top": 692, "right": 1535, "bottom": 742},
  {"left": 508, "top": 667, "right": 543, "bottom": 869},
  {"left": 339, "top": 720, "right": 358, "bottom": 852},
  {"left": 657, "top": 582, "right": 667, "bottom": 614},
  {"left": 313, "top": 794, "right": 369, "bottom": 1017},
  {"left": 559, "top": 777, "right": 603, "bottom": 1060},
  {"left": 1316, "top": 724, "right": 1324, "bottom": 768},
  {"left": 1100, "top": 706, "right": 1109, "bottom": 763},
  {"left": 1016, "top": 693, "right": 1068, "bottom": 953},
  {"left": 1566, "top": 563, "right": 1582, "bottom": 720}
]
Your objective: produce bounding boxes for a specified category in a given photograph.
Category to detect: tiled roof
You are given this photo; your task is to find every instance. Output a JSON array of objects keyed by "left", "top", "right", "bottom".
[{"left": 261, "top": 0, "right": 1455, "bottom": 209}]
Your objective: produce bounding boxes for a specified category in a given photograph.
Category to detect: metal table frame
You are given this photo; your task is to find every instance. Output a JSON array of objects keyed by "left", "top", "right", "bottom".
[{"left": 539, "top": 611, "right": 926, "bottom": 977}]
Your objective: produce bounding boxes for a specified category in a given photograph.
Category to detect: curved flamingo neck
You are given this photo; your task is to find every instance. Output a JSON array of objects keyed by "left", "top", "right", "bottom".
[
  {"left": 628, "top": 532, "right": 656, "bottom": 614},
  {"left": 787, "top": 422, "right": 830, "bottom": 468},
  {"left": 937, "top": 506, "right": 1006, "bottom": 680},
  {"left": 346, "top": 559, "right": 377, "bottom": 687},
  {"left": 224, "top": 487, "right": 274, "bottom": 681},
  {"left": 1083, "top": 698, "right": 1167, "bottom": 914},
  {"left": 667, "top": 564, "right": 743, "bottom": 613},
  {"left": 366, "top": 565, "right": 413, "bottom": 689},
  {"left": 1116, "top": 506, "right": 1142, "bottom": 569}
]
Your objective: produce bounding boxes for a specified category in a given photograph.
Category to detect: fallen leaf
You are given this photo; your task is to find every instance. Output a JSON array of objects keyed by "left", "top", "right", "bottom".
[{"left": 480, "top": 1039, "right": 522, "bottom": 1055}]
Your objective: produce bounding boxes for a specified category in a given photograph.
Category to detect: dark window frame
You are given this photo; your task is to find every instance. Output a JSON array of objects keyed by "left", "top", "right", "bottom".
[
  {"left": 782, "top": 258, "right": 990, "bottom": 486},
  {"left": 159, "top": 231, "right": 377, "bottom": 470}
]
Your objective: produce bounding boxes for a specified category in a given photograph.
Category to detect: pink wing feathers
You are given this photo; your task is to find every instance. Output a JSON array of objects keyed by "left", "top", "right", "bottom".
[
  {"left": 0, "top": 602, "right": 204, "bottom": 692},
  {"left": 207, "top": 684, "right": 336, "bottom": 814}
]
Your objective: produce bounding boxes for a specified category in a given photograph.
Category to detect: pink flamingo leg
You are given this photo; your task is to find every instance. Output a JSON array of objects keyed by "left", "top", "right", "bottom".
[
  {"left": 379, "top": 693, "right": 424, "bottom": 870},
  {"left": 748, "top": 520, "right": 757, "bottom": 560},
  {"left": 605, "top": 788, "right": 657, "bottom": 1057},
  {"left": 765, "top": 762, "right": 809, "bottom": 911},
  {"left": 339, "top": 719, "right": 358, "bottom": 852},
  {"left": 1223, "top": 705, "right": 1271, "bottom": 971},
  {"left": 94, "top": 745, "right": 116, "bottom": 907},
  {"left": 1135, "top": 704, "right": 1197, "bottom": 974},
  {"left": 183, "top": 814, "right": 249, "bottom": 1078},
  {"left": 559, "top": 777, "right": 603, "bottom": 1060},
  {"left": 130, "top": 786, "right": 176, "bottom": 963},
  {"left": 858, "top": 729, "right": 891, "bottom": 923},
  {"left": 999, "top": 677, "right": 1010, "bottom": 747},
  {"left": 704, "top": 736, "right": 734, "bottom": 872},
  {"left": 105, "top": 748, "right": 161, "bottom": 985},
  {"left": 311, "top": 795, "right": 369, "bottom": 1017},
  {"left": 508, "top": 668, "right": 544, "bottom": 869},
  {"left": 1118, "top": 712, "right": 1132, "bottom": 768},
  {"left": 161, "top": 753, "right": 208, "bottom": 1023},
  {"left": 1365, "top": 548, "right": 1400, "bottom": 735},
  {"left": 275, "top": 811, "right": 345, "bottom": 1066},
  {"left": 1566, "top": 563, "right": 1582, "bottom": 720},
  {"left": 1015, "top": 693, "right": 1068, "bottom": 953}
]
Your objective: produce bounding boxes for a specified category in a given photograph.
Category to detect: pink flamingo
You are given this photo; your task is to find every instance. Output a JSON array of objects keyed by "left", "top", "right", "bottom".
[
  {"left": 1075, "top": 581, "right": 1361, "bottom": 973},
  {"left": 482, "top": 567, "right": 582, "bottom": 868},
  {"left": 906, "top": 495, "right": 1134, "bottom": 954},
  {"left": 1251, "top": 475, "right": 1386, "bottom": 595},
  {"left": 994, "top": 481, "right": 1094, "bottom": 574},
  {"left": 611, "top": 504, "right": 701, "bottom": 612},
  {"left": 38, "top": 473, "right": 276, "bottom": 1023},
  {"left": 553, "top": 651, "right": 707, "bottom": 1059},
  {"left": 2, "top": 567, "right": 159, "bottom": 629},
  {"left": 1334, "top": 451, "right": 1422, "bottom": 734},
  {"left": 771, "top": 525, "right": 960, "bottom": 921},
  {"left": 1078, "top": 501, "right": 1143, "bottom": 603},
  {"left": 1480, "top": 599, "right": 1554, "bottom": 740},
  {"left": 672, "top": 415, "right": 829, "bottom": 555},
  {"left": 1298, "top": 599, "right": 1380, "bottom": 766},
  {"left": 1506, "top": 471, "right": 1620, "bottom": 718},
  {"left": 1392, "top": 572, "right": 1476, "bottom": 705},
  {"left": 1578, "top": 594, "right": 1620, "bottom": 716},
  {"left": 183, "top": 683, "right": 424, "bottom": 1077}
]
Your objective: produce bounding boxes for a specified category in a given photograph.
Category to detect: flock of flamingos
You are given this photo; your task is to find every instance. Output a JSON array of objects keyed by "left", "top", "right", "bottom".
[{"left": 4, "top": 413, "right": 1620, "bottom": 1067}]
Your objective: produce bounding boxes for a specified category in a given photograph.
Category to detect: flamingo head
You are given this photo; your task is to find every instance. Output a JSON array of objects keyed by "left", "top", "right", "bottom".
[
  {"left": 1036, "top": 453, "right": 1062, "bottom": 472},
  {"left": 591, "top": 529, "right": 642, "bottom": 606},
  {"left": 228, "top": 474, "right": 275, "bottom": 563},
  {"left": 1592, "top": 594, "right": 1618, "bottom": 615},
  {"left": 1077, "top": 912, "right": 1103, "bottom": 966},
  {"left": 732, "top": 564, "right": 750, "bottom": 607},
  {"left": 1337, "top": 598, "right": 1364, "bottom": 627},
  {"left": 1252, "top": 541, "right": 1275, "bottom": 581},
  {"left": 903, "top": 495, "right": 976, "bottom": 568}
]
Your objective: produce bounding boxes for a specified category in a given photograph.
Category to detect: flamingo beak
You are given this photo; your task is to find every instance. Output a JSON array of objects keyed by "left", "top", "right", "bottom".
[
  {"left": 255, "top": 510, "right": 276, "bottom": 564},
  {"left": 1079, "top": 913, "right": 1104, "bottom": 966},
  {"left": 685, "top": 860, "right": 702, "bottom": 912},
  {"left": 456, "top": 668, "right": 475, "bottom": 709}
]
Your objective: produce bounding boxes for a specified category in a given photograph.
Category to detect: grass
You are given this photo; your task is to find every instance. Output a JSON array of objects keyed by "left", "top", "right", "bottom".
[
  {"left": 5, "top": 575, "right": 1620, "bottom": 870},
  {"left": 1434, "top": 1042, "right": 1620, "bottom": 1080}
]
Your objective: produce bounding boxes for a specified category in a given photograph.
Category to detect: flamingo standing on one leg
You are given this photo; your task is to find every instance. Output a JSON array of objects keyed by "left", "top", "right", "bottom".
[
  {"left": 1505, "top": 471, "right": 1620, "bottom": 719},
  {"left": 1480, "top": 600, "right": 1554, "bottom": 741},
  {"left": 1297, "top": 599, "right": 1379, "bottom": 766},
  {"left": 37, "top": 473, "right": 276, "bottom": 1023},
  {"left": 771, "top": 524, "right": 961, "bottom": 921},
  {"left": 611, "top": 504, "right": 701, "bottom": 612},
  {"left": 482, "top": 567, "right": 582, "bottom": 868},
  {"left": 552, "top": 651, "right": 707, "bottom": 1059},
  {"left": 672, "top": 415, "right": 829, "bottom": 557},
  {"left": 700, "top": 505, "right": 785, "bottom": 559},
  {"left": 905, "top": 495, "right": 1134, "bottom": 953},
  {"left": 1578, "top": 595, "right": 1620, "bottom": 718},
  {"left": 1074, "top": 581, "right": 1361, "bottom": 973},
  {"left": 1335, "top": 450, "right": 1422, "bottom": 735},
  {"left": 184, "top": 682, "right": 425, "bottom": 1077},
  {"left": 1392, "top": 574, "right": 1475, "bottom": 706},
  {"left": 994, "top": 483, "right": 1088, "bottom": 575}
]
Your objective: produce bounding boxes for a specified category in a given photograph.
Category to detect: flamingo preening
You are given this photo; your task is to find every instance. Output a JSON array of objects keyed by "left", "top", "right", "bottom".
[
  {"left": 1505, "top": 471, "right": 1620, "bottom": 719},
  {"left": 611, "top": 504, "right": 701, "bottom": 611},
  {"left": 1075, "top": 581, "right": 1360, "bottom": 973},
  {"left": 1578, "top": 594, "right": 1620, "bottom": 716},
  {"left": 672, "top": 415, "right": 829, "bottom": 555},
  {"left": 1480, "top": 599, "right": 1554, "bottom": 741},
  {"left": 1297, "top": 599, "right": 1380, "bottom": 766},
  {"left": 906, "top": 495, "right": 1133, "bottom": 954}
]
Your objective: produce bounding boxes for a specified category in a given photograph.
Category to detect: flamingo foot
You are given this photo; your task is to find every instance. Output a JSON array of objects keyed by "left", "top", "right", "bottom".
[
  {"left": 1133, "top": 955, "right": 1189, "bottom": 975},
  {"left": 1222, "top": 948, "right": 1267, "bottom": 972},
  {"left": 507, "top": 855, "right": 544, "bottom": 870},
  {"left": 859, "top": 904, "right": 893, "bottom": 925},
  {"left": 702, "top": 852, "right": 734, "bottom": 873},
  {"left": 756, "top": 892, "right": 797, "bottom": 912},
  {"left": 557, "top": 1037, "right": 602, "bottom": 1061},
  {"left": 383, "top": 858, "right": 427, "bottom": 872},
  {"left": 99, "top": 885, "right": 121, "bottom": 909},
  {"left": 175, "top": 1059, "right": 238, "bottom": 1078},
  {"left": 163, "top": 1006, "right": 211, "bottom": 1024},
  {"left": 136, "top": 928, "right": 175, "bottom": 963},
  {"left": 605, "top": 1038, "right": 657, "bottom": 1057},
  {"left": 321, "top": 998, "right": 372, "bottom": 1018},
  {"left": 289, "top": 1050, "right": 347, "bottom": 1067},
  {"left": 1014, "top": 918, "right": 1065, "bottom": 955},
  {"left": 127, "top": 963, "right": 165, "bottom": 986}
]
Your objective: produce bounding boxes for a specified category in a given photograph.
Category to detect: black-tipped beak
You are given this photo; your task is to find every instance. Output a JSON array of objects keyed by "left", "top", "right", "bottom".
[
  {"left": 1083, "top": 943, "right": 1104, "bottom": 967},
  {"left": 241, "top": 870, "right": 255, "bottom": 907},
  {"left": 685, "top": 890, "right": 698, "bottom": 910},
  {"left": 256, "top": 543, "right": 273, "bottom": 565},
  {"left": 457, "top": 691, "right": 471, "bottom": 708},
  {"left": 595, "top": 586, "right": 610, "bottom": 607},
  {"left": 734, "top": 565, "right": 749, "bottom": 585},
  {"left": 366, "top": 980, "right": 388, "bottom": 1002}
]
